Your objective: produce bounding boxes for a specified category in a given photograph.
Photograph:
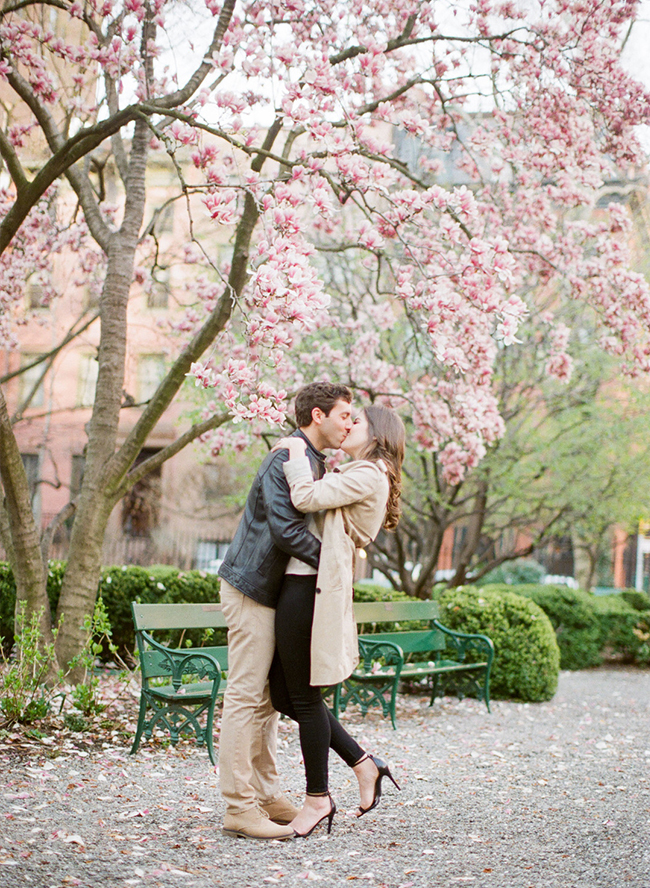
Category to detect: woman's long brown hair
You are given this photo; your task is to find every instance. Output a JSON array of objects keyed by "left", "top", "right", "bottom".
[{"left": 360, "top": 405, "right": 406, "bottom": 531}]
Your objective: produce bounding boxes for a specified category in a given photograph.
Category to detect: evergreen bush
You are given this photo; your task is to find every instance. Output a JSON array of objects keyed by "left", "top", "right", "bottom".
[
  {"left": 620, "top": 589, "right": 650, "bottom": 612},
  {"left": 353, "top": 582, "right": 411, "bottom": 603},
  {"left": 501, "top": 584, "right": 650, "bottom": 668},
  {"left": 438, "top": 585, "right": 560, "bottom": 702},
  {"left": 0, "top": 561, "right": 66, "bottom": 655},
  {"left": 98, "top": 566, "right": 222, "bottom": 654},
  {"left": 502, "top": 584, "right": 603, "bottom": 670},
  {"left": 353, "top": 582, "right": 423, "bottom": 633},
  {"left": 0, "top": 563, "right": 16, "bottom": 654},
  {"left": 0, "top": 562, "right": 222, "bottom": 659},
  {"left": 590, "top": 594, "right": 650, "bottom": 665}
]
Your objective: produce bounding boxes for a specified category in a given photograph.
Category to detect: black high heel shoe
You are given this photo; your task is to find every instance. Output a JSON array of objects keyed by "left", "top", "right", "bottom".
[
  {"left": 355, "top": 754, "right": 401, "bottom": 817},
  {"left": 293, "top": 793, "right": 336, "bottom": 837}
]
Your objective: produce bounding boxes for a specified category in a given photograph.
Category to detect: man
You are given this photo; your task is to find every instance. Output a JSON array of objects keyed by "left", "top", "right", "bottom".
[{"left": 217, "top": 382, "right": 353, "bottom": 840}]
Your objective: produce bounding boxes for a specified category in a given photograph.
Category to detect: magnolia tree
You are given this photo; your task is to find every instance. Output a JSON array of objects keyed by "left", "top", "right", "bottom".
[
  {"left": 0, "top": 0, "right": 649, "bottom": 669},
  {"left": 288, "top": 255, "right": 650, "bottom": 596}
]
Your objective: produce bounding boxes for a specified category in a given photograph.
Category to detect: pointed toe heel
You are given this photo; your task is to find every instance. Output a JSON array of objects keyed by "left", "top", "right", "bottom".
[
  {"left": 293, "top": 794, "right": 336, "bottom": 838},
  {"left": 356, "top": 754, "right": 401, "bottom": 817}
]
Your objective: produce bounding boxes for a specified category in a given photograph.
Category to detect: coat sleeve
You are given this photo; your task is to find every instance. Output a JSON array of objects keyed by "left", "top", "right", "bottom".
[
  {"left": 283, "top": 457, "right": 384, "bottom": 514},
  {"left": 261, "top": 452, "right": 321, "bottom": 568}
]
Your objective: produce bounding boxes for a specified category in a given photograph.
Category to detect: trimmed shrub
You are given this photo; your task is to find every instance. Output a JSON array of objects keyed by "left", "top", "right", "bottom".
[
  {"left": 0, "top": 562, "right": 222, "bottom": 658},
  {"left": 590, "top": 594, "right": 650, "bottom": 665},
  {"left": 353, "top": 582, "right": 425, "bottom": 633},
  {"left": 502, "top": 584, "right": 603, "bottom": 670},
  {"left": 0, "top": 563, "right": 17, "bottom": 654},
  {"left": 621, "top": 589, "right": 650, "bottom": 612},
  {"left": 353, "top": 582, "right": 411, "bottom": 604},
  {"left": 98, "top": 566, "right": 222, "bottom": 654},
  {"left": 0, "top": 561, "right": 67, "bottom": 655},
  {"left": 498, "top": 583, "right": 650, "bottom": 669},
  {"left": 438, "top": 586, "right": 560, "bottom": 702}
]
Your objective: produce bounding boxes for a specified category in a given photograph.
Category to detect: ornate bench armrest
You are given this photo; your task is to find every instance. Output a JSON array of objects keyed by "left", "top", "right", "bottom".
[
  {"left": 139, "top": 631, "right": 223, "bottom": 692},
  {"left": 357, "top": 638, "right": 405, "bottom": 677},
  {"left": 431, "top": 620, "right": 495, "bottom": 664}
]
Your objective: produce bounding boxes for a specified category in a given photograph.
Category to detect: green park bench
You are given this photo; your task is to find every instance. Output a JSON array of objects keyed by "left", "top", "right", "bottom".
[
  {"left": 130, "top": 597, "right": 494, "bottom": 762},
  {"left": 330, "top": 599, "right": 495, "bottom": 728},
  {"left": 130, "top": 602, "right": 228, "bottom": 765}
]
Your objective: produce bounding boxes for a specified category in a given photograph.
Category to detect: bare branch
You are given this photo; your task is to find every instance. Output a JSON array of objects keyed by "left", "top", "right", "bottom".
[
  {"left": 0, "top": 128, "right": 28, "bottom": 190},
  {"left": 115, "top": 411, "right": 232, "bottom": 498},
  {"left": 155, "top": 0, "right": 237, "bottom": 110},
  {"left": 0, "top": 310, "right": 99, "bottom": 386}
]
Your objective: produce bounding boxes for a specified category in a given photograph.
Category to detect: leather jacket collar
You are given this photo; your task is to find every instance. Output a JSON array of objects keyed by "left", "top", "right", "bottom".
[{"left": 294, "top": 428, "right": 326, "bottom": 466}]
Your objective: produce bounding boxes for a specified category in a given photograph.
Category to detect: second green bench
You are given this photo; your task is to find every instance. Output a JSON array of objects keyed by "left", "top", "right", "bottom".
[{"left": 331, "top": 599, "right": 494, "bottom": 728}]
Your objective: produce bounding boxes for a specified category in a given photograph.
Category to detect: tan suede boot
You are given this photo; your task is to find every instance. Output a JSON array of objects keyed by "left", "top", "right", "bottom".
[
  {"left": 260, "top": 795, "right": 300, "bottom": 825},
  {"left": 222, "top": 807, "right": 295, "bottom": 840}
]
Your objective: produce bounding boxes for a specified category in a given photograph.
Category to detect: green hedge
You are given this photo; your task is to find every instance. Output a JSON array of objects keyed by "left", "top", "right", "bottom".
[
  {"left": 353, "top": 582, "right": 425, "bottom": 633},
  {"left": 438, "top": 586, "right": 560, "bottom": 702},
  {"left": 0, "top": 561, "right": 67, "bottom": 655},
  {"left": 98, "top": 566, "right": 223, "bottom": 654},
  {"left": 620, "top": 589, "right": 650, "bottom": 612},
  {"left": 496, "top": 584, "right": 603, "bottom": 670},
  {"left": 591, "top": 594, "right": 650, "bottom": 665},
  {"left": 0, "top": 562, "right": 222, "bottom": 658},
  {"left": 496, "top": 584, "right": 650, "bottom": 669}
]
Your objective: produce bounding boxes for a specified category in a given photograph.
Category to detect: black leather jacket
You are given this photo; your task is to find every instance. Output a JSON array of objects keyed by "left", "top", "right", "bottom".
[{"left": 218, "top": 430, "right": 324, "bottom": 608}]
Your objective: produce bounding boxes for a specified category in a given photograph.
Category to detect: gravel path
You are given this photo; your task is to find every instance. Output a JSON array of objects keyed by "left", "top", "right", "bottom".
[{"left": 1, "top": 668, "right": 649, "bottom": 888}]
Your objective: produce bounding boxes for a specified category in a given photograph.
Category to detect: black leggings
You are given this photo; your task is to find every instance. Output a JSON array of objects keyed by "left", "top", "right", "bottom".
[{"left": 269, "top": 573, "right": 365, "bottom": 795}]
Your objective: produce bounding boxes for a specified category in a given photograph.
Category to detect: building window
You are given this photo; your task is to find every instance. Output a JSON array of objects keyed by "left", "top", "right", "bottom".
[
  {"left": 20, "top": 355, "right": 45, "bottom": 408},
  {"left": 137, "top": 354, "right": 166, "bottom": 402},
  {"left": 78, "top": 354, "right": 98, "bottom": 407},
  {"left": 26, "top": 281, "right": 48, "bottom": 310},
  {"left": 148, "top": 268, "right": 170, "bottom": 309},
  {"left": 195, "top": 539, "right": 230, "bottom": 572},
  {"left": 121, "top": 448, "right": 161, "bottom": 538}
]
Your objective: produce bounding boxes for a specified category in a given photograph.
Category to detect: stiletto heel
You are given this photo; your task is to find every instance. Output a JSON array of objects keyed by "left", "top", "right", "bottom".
[
  {"left": 293, "top": 793, "right": 336, "bottom": 837},
  {"left": 356, "top": 754, "right": 401, "bottom": 817}
]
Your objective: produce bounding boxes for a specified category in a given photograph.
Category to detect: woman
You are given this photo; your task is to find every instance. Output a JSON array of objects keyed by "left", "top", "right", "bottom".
[{"left": 269, "top": 404, "right": 406, "bottom": 838}]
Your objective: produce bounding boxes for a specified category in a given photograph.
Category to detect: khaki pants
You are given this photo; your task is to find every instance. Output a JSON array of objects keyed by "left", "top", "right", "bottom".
[{"left": 218, "top": 579, "right": 281, "bottom": 814}]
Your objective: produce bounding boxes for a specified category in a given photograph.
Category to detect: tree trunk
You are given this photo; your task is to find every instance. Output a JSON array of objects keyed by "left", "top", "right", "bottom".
[
  {"left": 54, "top": 118, "right": 151, "bottom": 672},
  {"left": 571, "top": 528, "right": 598, "bottom": 592},
  {"left": 450, "top": 479, "right": 489, "bottom": 587},
  {"left": 0, "top": 386, "right": 54, "bottom": 650},
  {"left": 52, "top": 116, "right": 280, "bottom": 670}
]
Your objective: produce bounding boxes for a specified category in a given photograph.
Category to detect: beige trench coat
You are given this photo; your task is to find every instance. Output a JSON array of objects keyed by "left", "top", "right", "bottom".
[{"left": 283, "top": 456, "right": 389, "bottom": 686}]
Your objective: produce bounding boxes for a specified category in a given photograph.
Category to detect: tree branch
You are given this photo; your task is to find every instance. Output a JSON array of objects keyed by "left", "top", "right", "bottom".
[
  {"left": 104, "top": 117, "right": 284, "bottom": 494},
  {"left": 114, "top": 411, "right": 232, "bottom": 499},
  {"left": 0, "top": 128, "right": 28, "bottom": 190},
  {"left": 0, "top": 310, "right": 99, "bottom": 385},
  {"left": 154, "top": 0, "right": 237, "bottom": 110}
]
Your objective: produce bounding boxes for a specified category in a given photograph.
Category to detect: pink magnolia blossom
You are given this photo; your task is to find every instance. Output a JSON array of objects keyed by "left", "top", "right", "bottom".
[{"left": 3, "top": 0, "right": 650, "bottom": 482}]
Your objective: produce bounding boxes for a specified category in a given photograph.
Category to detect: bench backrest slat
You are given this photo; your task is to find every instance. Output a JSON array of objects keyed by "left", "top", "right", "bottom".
[
  {"left": 359, "top": 629, "right": 445, "bottom": 654},
  {"left": 141, "top": 645, "right": 229, "bottom": 678},
  {"left": 132, "top": 602, "right": 226, "bottom": 631},
  {"left": 353, "top": 600, "right": 440, "bottom": 623}
]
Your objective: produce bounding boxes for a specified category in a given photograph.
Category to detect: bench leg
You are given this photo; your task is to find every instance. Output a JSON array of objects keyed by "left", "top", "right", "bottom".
[
  {"left": 204, "top": 695, "right": 218, "bottom": 766},
  {"left": 130, "top": 693, "right": 149, "bottom": 756},
  {"left": 429, "top": 673, "right": 441, "bottom": 707},
  {"left": 388, "top": 677, "right": 399, "bottom": 729},
  {"left": 482, "top": 669, "right": 491, "bottom": 713}
]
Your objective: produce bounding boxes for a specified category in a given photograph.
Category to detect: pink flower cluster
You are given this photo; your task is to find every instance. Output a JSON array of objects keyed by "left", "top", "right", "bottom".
[{"left": 4, "top": 0, "right": 650, "bottom": 476}]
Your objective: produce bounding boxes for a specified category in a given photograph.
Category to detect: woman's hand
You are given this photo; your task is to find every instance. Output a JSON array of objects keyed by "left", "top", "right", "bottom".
[{"left": 271, "top": 436, "right": 307, "bottom": 459}]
